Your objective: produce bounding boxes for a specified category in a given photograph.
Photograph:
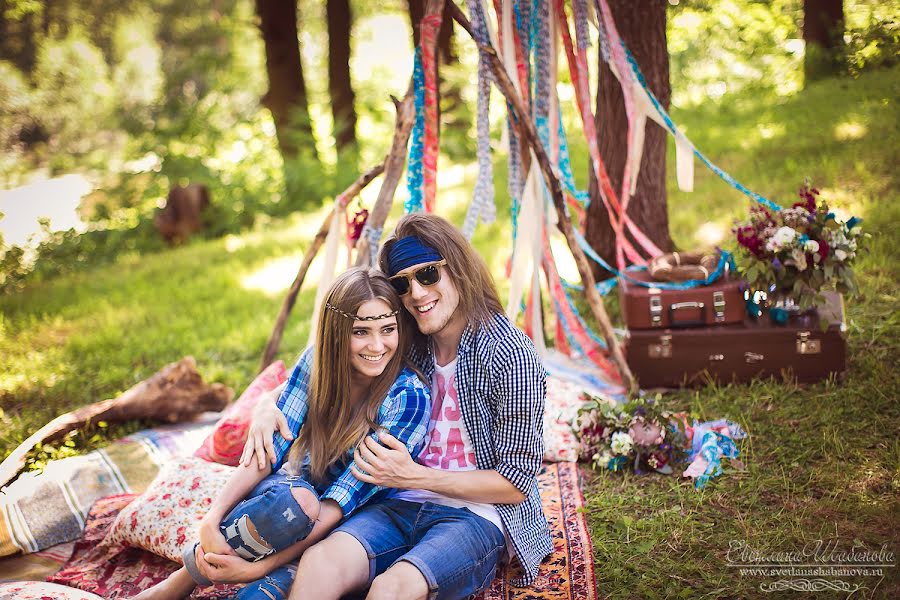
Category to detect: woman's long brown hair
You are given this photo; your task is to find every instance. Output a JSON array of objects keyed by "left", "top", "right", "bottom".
[{"left": 287, "top": 267, "right": 411, "bottom": 484}]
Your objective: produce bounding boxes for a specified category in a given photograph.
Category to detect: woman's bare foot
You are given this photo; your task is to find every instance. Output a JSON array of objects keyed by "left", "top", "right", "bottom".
[{"left": 133, "top": 566, "right": 197, "bottom": 599}]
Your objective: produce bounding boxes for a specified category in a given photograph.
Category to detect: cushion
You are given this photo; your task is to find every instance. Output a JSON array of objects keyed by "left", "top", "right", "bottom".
[
  {"left": 105, "top": 456, "right": 234, "bottom": 563},
  {"left": 0, "top": 582, "right": 104, "bottom": 600},
  {"left": 195, "top": 360, "right": 287, "bottom": 466}
]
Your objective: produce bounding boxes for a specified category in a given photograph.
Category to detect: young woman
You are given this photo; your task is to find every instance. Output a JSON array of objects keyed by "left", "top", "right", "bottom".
[{"left": 135, "top": 267, "right": 431, "bottom": 600}]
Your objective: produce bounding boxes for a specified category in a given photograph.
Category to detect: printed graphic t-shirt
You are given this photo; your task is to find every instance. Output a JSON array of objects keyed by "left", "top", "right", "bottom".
[{"left": 393, "top": 357, "right": 512, "bottom": 554}]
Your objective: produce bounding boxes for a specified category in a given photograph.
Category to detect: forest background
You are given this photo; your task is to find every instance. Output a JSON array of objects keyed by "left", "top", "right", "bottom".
[{"left": 1, "top": 1, "right": 898, "bottom": 597}]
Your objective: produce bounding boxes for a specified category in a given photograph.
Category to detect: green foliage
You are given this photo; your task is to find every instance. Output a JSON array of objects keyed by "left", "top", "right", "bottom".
[{"left": 845, "top": 14, "right": 900, "bottom": 77}]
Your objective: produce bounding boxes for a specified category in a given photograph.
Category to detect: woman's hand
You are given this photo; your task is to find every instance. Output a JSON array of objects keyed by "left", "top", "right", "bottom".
[{"left": 240, "top": 383, "right": 292, "bottom": 469}]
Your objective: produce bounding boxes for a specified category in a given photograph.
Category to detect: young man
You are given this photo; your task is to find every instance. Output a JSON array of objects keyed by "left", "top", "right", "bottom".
[{"left": 233, "top": 214, "right": 551, "bottom": 599}]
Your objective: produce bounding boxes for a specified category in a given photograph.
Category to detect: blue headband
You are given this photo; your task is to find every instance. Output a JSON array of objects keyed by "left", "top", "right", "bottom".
[{"left": 387, "top": 236, "right": 443, "bottom": 276}]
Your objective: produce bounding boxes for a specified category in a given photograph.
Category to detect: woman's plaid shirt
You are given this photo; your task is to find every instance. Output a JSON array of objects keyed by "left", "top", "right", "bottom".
[
  {"left": 269, "top": 348, "right": 431, "bottom": 518},
  {"left": 408, "top": 313, "right": 552, "bottom": 586}
]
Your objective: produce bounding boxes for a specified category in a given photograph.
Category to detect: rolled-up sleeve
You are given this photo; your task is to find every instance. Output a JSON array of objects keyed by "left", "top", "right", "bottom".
[
  {"left": 270, "top": 348, "right": 313, "bottom": 473},
  {"left": 321, "top": 374, "right": 432, "bottom": 516},
  {"left": 492, "top": 344, "right": 546, "bottom": 496}
]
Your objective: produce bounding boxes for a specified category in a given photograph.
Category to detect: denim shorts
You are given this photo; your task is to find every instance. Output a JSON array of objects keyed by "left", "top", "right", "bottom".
[
  {"left": 183, "top": 470, "right": 317, "bottom": 588},
  {"left": 335, "top": 499, "right": 506, "bottom": 600}
]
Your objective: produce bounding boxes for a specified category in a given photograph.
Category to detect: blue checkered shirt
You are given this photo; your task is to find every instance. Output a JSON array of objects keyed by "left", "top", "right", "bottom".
[
  {"left": 270, "top": 348, "right": 431, "bottom": 517},
  {"left": 408, "top": 313, "right": 552, "bottom": 586}
]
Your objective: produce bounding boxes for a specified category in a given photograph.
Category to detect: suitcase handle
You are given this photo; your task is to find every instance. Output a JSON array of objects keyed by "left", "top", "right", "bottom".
[{"left": 668, "top": 301, "right": 707, "bottom": 327}]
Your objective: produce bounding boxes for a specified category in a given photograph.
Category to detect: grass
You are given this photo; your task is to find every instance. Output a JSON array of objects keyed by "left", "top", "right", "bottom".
[{"left": 2, "top": 67, "right": 899, "bottom": 597}]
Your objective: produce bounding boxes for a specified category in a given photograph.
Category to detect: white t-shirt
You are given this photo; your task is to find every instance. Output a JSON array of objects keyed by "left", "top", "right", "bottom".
[{"left": 393, "top": 357, "right": 512, "bottom": 554}]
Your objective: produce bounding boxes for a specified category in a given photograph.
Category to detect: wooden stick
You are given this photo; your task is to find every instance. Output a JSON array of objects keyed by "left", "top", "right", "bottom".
[
  {"left": 0, "top": 357, "right": 232, "bottom": 490},
  {"left": 450, "top": 2, "right": 638, "bottom": 395},
  {"left": 354, "top": 0, "right": 447, "bottom": 267},
  {"left": 259, "top": 162, "right": 385, "bottom": 372}
]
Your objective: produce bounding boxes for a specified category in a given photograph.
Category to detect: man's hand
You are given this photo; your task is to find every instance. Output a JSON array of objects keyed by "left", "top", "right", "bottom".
[
  {"left": 240, "top": 385, "right": 292, "bottom": 469},
  {"left": 197, "top": 550, "right": 263, "bottom": 584},
  {"left": 350, "top": 431, "right": 424, "bottom": 489}
]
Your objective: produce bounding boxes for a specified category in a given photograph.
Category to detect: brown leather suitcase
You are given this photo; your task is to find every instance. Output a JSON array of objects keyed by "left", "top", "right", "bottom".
[
  {"left": 624, "top": 292, "right": 847, "bottom": 388},
  {"left": 618, "top": 270, "right": 745, "bottom": 329}
]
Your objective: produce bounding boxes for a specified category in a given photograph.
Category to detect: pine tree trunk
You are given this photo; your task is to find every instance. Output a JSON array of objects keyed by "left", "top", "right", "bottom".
[
  {"left": 585, "top": 0, "right": 673, "bottom": 279},
  {"left": 803, "top": 0, "right": 845, "bottom": 82},
  {"left": 254, "top": 0, "right": 318, "bottom": 163},
  {"left": 327, "top": 0, "right": 358, "bottom": 159}
]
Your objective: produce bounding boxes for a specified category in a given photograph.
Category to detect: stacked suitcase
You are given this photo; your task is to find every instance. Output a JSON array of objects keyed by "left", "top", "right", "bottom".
[{"left": 619, "top": 270, "right": 847, "bottom": 388}]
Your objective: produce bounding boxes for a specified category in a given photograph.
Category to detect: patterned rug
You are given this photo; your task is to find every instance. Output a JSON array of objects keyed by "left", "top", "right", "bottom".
[{"left": 47, "top": 462, "right": 596, "bottom": 599}]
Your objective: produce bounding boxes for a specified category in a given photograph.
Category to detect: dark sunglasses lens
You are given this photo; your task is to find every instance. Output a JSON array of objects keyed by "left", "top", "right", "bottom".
[
  {"left": 416, "top": 265, "right": 441, "bottom": 286},
  {"left": 390, "top": 277, "right": 410, "bottom": 295}
]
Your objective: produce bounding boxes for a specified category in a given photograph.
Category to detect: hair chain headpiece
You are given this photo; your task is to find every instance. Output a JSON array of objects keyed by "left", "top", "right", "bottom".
[{"left": 325, "top": 302, "right": 400, "bottom": 321}]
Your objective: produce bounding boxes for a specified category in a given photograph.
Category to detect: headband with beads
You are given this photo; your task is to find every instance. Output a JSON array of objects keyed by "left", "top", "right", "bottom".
[{"left": 325, "top": 302, "right": 400, "bottom": 321}]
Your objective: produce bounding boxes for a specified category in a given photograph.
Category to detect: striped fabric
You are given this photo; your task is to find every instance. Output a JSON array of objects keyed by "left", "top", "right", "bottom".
[
  {"left": 270, "top": 349, "right": 432, "bottom": 517},
  {"left": 408, "top": 314, "right": 552, "bottom": 586}
]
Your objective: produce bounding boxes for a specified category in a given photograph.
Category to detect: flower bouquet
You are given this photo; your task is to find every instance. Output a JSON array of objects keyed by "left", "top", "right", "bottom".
[
  {"left": 732, "top": 183, "right": 867, "bottom": 312},
  {"left": 573, "top": 395, "right": 688, "bottom": 475}
]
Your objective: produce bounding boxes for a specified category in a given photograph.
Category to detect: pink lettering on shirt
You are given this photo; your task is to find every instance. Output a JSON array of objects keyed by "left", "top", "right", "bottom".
[{"left": 417, "top": 363, "right": 477, "bottom": 470}]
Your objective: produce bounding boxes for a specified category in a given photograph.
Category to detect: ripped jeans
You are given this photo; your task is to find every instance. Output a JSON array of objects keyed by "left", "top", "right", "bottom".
[{"left": 182, "top": 470, "right": 317, "bottom": 600}]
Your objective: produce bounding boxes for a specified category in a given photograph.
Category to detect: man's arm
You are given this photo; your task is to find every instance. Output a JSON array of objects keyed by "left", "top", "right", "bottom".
[
  {"left": 352, "top": 343, "right": 545, "bottom": 506},
  {"left": 353, "top": 431, "right": 525, "bottom": 505}
]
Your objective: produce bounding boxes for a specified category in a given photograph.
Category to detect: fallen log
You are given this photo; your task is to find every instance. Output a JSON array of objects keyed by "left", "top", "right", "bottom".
[{"left": 0, "top": 356, "right": 232, "bottom": 490}]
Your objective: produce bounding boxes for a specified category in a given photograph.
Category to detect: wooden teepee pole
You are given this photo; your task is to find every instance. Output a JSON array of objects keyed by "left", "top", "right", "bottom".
[
  {"left": 259, "top": 162, "right": 384, "bottom": 372},
  {"left": 450, "top": 2, "right": 638, "bottom": 395}
]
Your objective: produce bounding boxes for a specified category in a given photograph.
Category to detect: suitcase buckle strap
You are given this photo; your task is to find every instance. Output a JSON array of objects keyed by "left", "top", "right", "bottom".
[
  {"left": 796, "top": 331, "right": 821, "bottom": 354},
  {"left": 649, "top": 295, "right": 663, "bottom": 327},
  {"left": 713, "top": 291, "right": 726, "bottom": 322}
]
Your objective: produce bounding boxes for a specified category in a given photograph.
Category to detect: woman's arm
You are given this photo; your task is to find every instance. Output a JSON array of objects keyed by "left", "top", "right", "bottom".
[{"left": 198, "top": 499, "right": 344, "bottom": 583}]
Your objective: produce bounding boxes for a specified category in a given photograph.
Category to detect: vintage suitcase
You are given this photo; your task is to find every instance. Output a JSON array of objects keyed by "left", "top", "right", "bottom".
[
  {"left": 618, "top": 270, "right": 745, "bottom": 329},
  {"left": 624, "top": 292, "right": 847, "bottom": 388}
]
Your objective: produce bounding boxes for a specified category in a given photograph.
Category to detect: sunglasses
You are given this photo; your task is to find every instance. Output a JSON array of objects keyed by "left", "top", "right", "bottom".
[{"left": 389, "top": 260, "right": 447, "bottom": 296}]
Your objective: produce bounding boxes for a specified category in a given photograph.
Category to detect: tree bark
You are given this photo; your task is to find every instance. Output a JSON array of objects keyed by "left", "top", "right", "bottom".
[
  {"left": 255, "top": 0, "right": 318, "bottom": 163},
  {"left": 585, "top": 0, "right": 673, "bottom": 279},
  {"left": 803, "top": 0, "right": 845, "bottom": 82},
  {"left": 327, "top": 0, "right": 358, "bottom": 158}
]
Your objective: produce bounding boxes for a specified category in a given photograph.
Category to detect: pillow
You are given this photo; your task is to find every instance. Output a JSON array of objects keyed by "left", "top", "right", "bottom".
[
  {"left": 0, "top": 582, "right": 104, "bottom": 600},
  {"left": 105, "top": 455, "right": 234, "bottom": 562},
  {"left": 543, "top": 375, "right": 593, "bottom": 462},
  {"left": 195, "top": 360, "right": 287, "bottom": 466}
]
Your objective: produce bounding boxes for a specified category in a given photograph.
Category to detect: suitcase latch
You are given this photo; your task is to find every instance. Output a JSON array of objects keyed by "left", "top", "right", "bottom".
[
  {"left": 649, "top": 295, "right": 663, "bottom": 327},
  {"left": 796, "top": 331, "right": 821, "bottom": 354},
  {"left": 744, "top": 352, "right": 765, "bottom": 363},
  {"left": 713, "top": 291, "right": 726, "bottom": 322},
  {"left": 649, "top": 335, "right": 672, "bottom": 358}
]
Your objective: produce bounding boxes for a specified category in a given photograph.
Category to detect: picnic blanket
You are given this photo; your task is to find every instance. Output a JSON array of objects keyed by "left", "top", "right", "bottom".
[
  {"left": 0, "top": 376, "right": 606, "bottom": 598},
  {"left": 0, "top": 462, "right": 598, "bottom": 599}
]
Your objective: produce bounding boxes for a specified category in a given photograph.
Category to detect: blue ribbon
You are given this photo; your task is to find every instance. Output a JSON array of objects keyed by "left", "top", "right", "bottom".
[
  {"left": 405, "top": 49, "right": 426, "bottom": 214},
  {"left": 620, "top": 43, "right": 783, "bottom": 214}
]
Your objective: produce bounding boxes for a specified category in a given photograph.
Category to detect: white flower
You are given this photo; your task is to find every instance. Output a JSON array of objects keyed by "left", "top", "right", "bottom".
[
  {"left": 835, "top": 249, "right": 848, "bottom": 261},
  {"left": 765, "top": 226, "right": 798, "bottom": 252},
  {"left": 803, "top": 240, "right": 819, "bottom": 253},
  {"left": 596, "top": 451, "right": 613, "bottom": 468},
  {"left": 610, "top": 431, "right": 634, "bottom": 455}
]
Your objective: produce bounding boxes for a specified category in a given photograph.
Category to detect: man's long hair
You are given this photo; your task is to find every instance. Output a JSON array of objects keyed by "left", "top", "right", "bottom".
[
  {"left": 287, "top": 267, "right": 411, "bottom": 484},
  {"left": 378, "top": 213, "right": 503, "bottom": 331}
]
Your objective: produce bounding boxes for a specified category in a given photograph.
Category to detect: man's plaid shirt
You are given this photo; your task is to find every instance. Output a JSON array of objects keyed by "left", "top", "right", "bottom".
[
  {"left": 408, "top": 313, "right": 552, "bottom": 586},
  {"left": 270, "top": 348, "right": 431, "bottom": 517}
]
